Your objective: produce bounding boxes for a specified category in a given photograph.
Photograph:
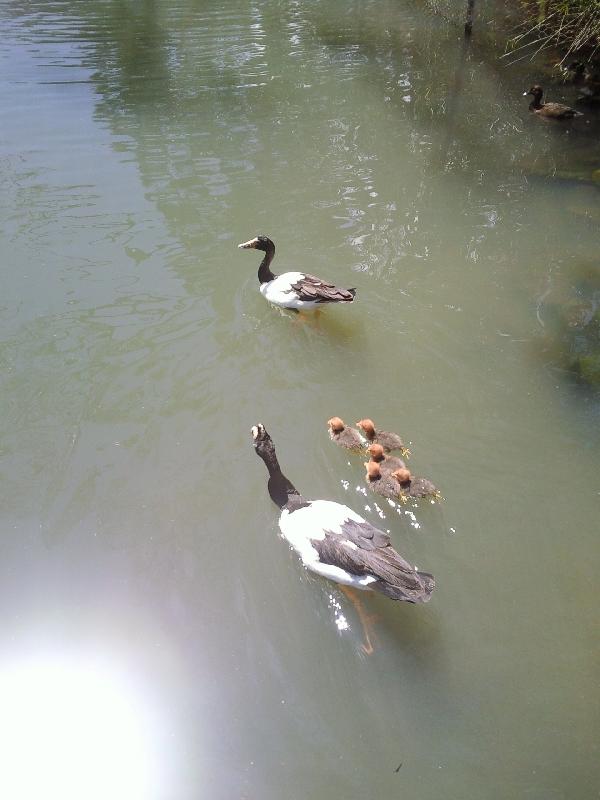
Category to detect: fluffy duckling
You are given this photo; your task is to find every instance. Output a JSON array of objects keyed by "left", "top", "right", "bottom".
[
  {"left": 365, "top": 460, "right": 440, "bottom": 502},
  {"left": 393, "top": 469, "right": 441, "bottom": 501},
  {"left": 524, "top": 85, "right": 581, "bottom": 119},
  {"left": 367, "top": 443, "right": 406, "bottom": 475},
  {"left": 364, "top": 461, "right": 403, "bottom": 499},
  {"left": 327, "top": 417, "right": 365, "bottom": 451},
  {"left": 357, "top": 418, "right": 409, "bottom": 456}
]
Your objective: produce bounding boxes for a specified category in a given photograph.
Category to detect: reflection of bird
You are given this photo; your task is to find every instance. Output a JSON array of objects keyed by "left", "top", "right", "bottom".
[
  {"left": 252, "top": 423, "right": 434, "bottom": 651},
  {"left": 524, "top": 85, "right": 581, "bottom": 119},
  {"left": 357, "top": 418, "right": 409, "bottom": 456},
  {"left": 367, "top": 443, "right": 406, "bottom": 475},
  {"left": 238, "top": 235, "right": 356, "bottom": 311},
  {"left": 327, "top": 417, "right": 365, "bottom": 451}
]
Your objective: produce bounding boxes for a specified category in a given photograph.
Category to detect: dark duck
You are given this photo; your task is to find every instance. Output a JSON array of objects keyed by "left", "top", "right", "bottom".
[
  {"left": 327, "top": 417, "right": 365, "bottom": 451},
  {"left": 356, "top": 418, "right": 409, "bottom": 457},
  {"left": 238, "top": 235, "right": 356, "bottom": 311},
  {"left": 524, "top": 85, "right": 581, "bottom": 119},
  {"left": 251, "top": 423, "right": 434, "bottom": 603}
]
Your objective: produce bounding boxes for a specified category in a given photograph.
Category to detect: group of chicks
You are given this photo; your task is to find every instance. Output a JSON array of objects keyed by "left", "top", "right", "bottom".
[{"left": 327, "top": 417, "right": 440, "bottom": 503}]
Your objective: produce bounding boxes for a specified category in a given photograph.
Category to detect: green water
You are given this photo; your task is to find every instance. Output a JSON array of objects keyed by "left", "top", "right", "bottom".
[{"left": 1, "top": 2, "right": 599, "bottom": 798}]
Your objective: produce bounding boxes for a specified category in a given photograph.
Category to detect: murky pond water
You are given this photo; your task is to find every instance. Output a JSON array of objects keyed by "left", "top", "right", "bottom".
[{"left": 1, "top": 2, "right": 599, "bottom": 798}]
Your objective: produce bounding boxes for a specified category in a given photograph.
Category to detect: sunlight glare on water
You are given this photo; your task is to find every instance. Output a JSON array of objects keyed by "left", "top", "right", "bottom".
[{"left": 0, "top": 652, "right": 164, "bottom": 800}]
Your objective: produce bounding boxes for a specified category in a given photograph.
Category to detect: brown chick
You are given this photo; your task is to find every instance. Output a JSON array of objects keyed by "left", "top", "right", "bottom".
[
  {"left": 367, "top": 443, "right": 406, "bottom": 476},
  {"left": 357, "top": 418, "right": 409, "bottom": 456},
  {"left": 364, "top": 461, "right": 403, "bottom": 499},
  {"left": 392, "top": 469, "right": 441, "bottom": 501},
  {"left": 327, "top": 417, "right": 365, "bottom": 451}
]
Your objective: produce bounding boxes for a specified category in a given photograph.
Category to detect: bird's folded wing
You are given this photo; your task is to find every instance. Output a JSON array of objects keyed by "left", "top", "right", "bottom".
[{"left": 290, "top": 274, "right": 355, "bottom": 303}]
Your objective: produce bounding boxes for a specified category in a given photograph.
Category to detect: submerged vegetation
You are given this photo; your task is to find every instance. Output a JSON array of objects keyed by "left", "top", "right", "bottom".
[{"left": 538, "top": 263, "right": 600, "bottom": 388}]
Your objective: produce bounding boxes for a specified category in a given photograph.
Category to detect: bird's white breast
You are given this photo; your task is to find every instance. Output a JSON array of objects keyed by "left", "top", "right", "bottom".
[
  {"left": 260, "top": 272, "right": 320, "bottom": 309},
  {"left": 279, "top": 501, "right": 377, "bottom": 588},
  {"left": 279, "top": 500, "right": 366, "bottom": 563}
]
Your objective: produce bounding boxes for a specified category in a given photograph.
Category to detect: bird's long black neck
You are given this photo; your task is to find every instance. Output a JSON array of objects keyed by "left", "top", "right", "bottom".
[
  {"left": 258, "top": 445, "right": 307, "bottom": 510},
  {"left": 258, "top": 242, "right": 276, "bottom": 284}
]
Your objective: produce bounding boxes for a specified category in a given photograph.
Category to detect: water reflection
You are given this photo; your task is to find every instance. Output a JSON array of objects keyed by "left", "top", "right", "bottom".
[{"left": 0, "top": 650, "right": 164, "bottom": 800}]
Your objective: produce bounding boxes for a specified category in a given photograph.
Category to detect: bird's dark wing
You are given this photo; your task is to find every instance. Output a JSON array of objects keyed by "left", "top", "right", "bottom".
[
  {"left": 290, "top": 273, "right": 356, "bottom": 303},
  {"left": 310, "top": 518, "right": 434, "bottom": 602},
  {"left": 335, "top": 518, "right": 391, "bottom": 550},
  {"left": 542, "top": 102, "right": 577, "bottom": 118},
  {"left": 408, "top": 477, "right": 440, "bottom": 499}
]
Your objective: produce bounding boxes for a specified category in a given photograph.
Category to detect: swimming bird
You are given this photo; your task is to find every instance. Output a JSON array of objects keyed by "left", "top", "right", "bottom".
[
  {"left": 327, "top": 417, "right": 365, "bottom": 451},
  {"left": 357, "top": 418, "right": 409, "bottom": 456},
  {"left": 364, "top": 461, "right": 403, "bottom": 499},
  {"left": 251, "top": 423, "right": 434, "bottom": 604},
  {"left": 393, "top": 468, "right": 440, "bottom": 501},
  {"left": 523, "top": 85, "right": 581, "bottom": 119},
  {"left": 238, "top": 235, "right": 356, "bottom": 311},
  {"left": 367, "top": 443, "right": 406, "bottom": 475},
  {"left": 365, "top": 462, "right": 440, "bottom": 502}
]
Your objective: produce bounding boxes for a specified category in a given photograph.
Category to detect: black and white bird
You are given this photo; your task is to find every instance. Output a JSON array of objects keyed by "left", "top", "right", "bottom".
[
  {"left": 238, "top": 235, "right": 356, "bottom": 311},
  {"left": 251, "top": 423, "right": 434, "bottom": 603}
]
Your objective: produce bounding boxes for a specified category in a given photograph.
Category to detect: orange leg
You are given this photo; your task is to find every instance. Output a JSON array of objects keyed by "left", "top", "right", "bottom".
[
  {"left": 340, "top": 585, "right": 379, "bottom": 655},
  {"left": 292, "top": 309, "right": 321, "bottom": 328}
]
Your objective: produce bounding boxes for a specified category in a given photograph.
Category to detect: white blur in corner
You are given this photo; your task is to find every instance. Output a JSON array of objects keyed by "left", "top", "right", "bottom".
[{"left": 0, "top": 653, "right": 164, "bottom": 800}]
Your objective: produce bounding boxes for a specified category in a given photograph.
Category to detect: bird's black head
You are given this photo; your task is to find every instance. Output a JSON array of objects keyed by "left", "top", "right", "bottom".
[
  {"left": 238, "top": 235, "right": 274, "bottom": 253},
  {"left": 525, "top": 85, "right": 543, "bottom": 98},
  {"left": 251, "top": 423, "right": 276, "bottom": 460}
]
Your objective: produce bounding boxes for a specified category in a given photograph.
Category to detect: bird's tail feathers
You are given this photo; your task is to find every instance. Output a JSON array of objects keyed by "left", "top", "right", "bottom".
[{"left": 373, "top": 570, "right": 435, "bottom": 603}]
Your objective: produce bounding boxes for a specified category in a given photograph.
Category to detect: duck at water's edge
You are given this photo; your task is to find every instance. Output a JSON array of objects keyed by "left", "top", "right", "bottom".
[
  {"left": 251, "top": 423, "right": 434, "bottom": 650},
  {"left": 238, "top": 235, "right": 356, "bottom": 311},
  {"left": 568, "top": 61, "right": 600, "bottom": 103},
  {"left": 524, "top": 85, "right": 582, "bottom": 119}
]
